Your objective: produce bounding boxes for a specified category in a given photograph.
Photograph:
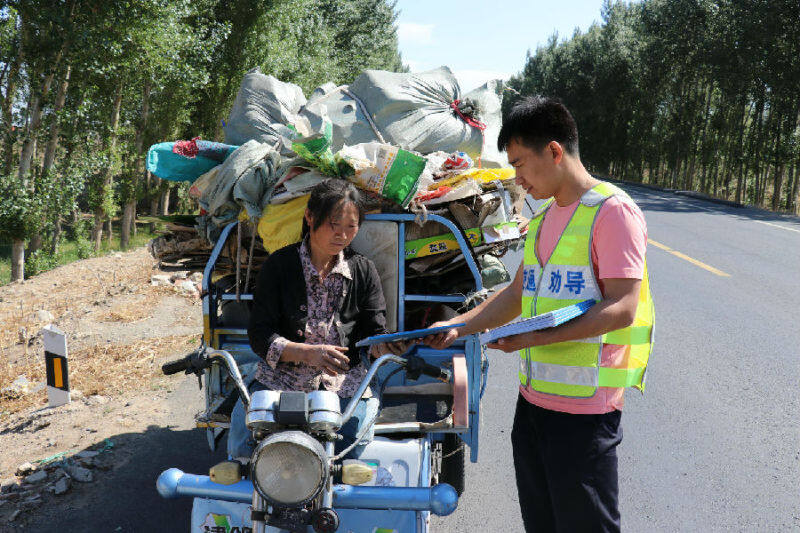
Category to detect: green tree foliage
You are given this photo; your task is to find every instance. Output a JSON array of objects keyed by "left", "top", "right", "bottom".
[
  {"left": 0, "top": 0, "right": 403, "bottom": 280},
  {"left": 508, "top": 0, "right": 800, "bottom": 212}
]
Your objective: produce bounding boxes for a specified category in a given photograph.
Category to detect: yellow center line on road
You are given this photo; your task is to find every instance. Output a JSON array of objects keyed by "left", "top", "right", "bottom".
[{"left": 647, "top": 239, "right": 731, "bottom": 277}]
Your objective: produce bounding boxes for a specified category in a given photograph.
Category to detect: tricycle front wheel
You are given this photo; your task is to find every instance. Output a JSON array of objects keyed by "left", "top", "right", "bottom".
[{"left": 438, "top": 434, "right": 465, "bottom": 496}]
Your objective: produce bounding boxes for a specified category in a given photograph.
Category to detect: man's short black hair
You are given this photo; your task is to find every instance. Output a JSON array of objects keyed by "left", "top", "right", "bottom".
[{"left": 497, "top": 96, "right": 579, "bottom": 156}]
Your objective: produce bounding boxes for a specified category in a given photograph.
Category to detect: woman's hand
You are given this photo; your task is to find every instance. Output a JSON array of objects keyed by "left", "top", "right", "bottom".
[
  {"left": 422, "top": 321, "right": 461, "bottom": 350},
  {"left": 301, "top": 344, "right": 351, "bottom": 375},
  {"left": 369, "top": 340, "right": 412, "bottom": 358}
]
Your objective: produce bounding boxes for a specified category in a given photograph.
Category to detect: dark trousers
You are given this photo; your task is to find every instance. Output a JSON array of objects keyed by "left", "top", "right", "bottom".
[{"left": 511, "top": 394, "right": 623, "bottom": 533}]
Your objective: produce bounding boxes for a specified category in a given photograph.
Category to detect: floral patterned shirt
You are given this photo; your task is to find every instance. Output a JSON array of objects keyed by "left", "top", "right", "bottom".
[{"left": 254, "top": 240, "right": 368, "bottom": 397}]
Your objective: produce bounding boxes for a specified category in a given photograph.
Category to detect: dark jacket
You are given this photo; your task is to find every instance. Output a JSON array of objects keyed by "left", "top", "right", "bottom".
[{"left": 248, "top": 242, "right": 387, "bottom": 368}]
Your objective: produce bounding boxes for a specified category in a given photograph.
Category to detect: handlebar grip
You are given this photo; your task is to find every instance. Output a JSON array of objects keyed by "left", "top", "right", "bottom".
[
  {"left": 404, "top": 354, "right": 452, "bottom": 382},
  {"left": 421, "top": 362, "right": 452, "bottom": 382},
  {"left": 162, "top": 356, "right": 190, "bottom": 376}
]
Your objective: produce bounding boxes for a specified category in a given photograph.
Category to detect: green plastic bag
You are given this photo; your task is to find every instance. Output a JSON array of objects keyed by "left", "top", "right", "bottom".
[
  {"left": 335, "top": 143, "right": 425, "bottom": 208},
  {"left": 290, "top": 117, "right": 338, "bottom": 176}
]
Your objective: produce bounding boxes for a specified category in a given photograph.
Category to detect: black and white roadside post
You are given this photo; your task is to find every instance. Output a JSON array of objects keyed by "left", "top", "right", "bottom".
[{"left": 42, "top": 325, "right": 70, "bottom": 407}]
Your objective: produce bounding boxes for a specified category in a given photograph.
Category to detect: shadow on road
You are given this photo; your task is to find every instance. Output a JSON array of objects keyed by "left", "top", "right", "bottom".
[{"left": 19, "top": 424, "right": 226, "bottom": 532}]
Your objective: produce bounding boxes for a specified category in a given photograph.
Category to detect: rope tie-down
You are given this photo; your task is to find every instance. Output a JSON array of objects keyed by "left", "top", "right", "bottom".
[{"left": 450, "top": 99, "right": 487, "bottom": 168}]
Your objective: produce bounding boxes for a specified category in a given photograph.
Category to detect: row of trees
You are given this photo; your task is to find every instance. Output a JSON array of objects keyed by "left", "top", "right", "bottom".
[
  {"left": 0, "top": 0, "right": 403, "bottom": 281},
  {"left": 508, "top": 0, "right": 800, "bottom": 213}
]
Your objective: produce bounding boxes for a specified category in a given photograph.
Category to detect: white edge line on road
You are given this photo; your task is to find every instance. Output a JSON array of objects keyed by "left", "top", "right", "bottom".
[{"left": 754, "top": 220, "right": 800, "bottom": 234}]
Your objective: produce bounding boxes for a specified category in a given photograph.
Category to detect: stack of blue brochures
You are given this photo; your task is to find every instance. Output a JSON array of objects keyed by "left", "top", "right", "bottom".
[{"left": 479, "top": 299, "right": 596, "bottom": 345}]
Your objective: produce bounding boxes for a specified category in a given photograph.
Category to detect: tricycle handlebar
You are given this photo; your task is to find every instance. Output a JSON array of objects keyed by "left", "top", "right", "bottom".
[{"left": 162, "top": 347, "right": 250, "bottom": 406}]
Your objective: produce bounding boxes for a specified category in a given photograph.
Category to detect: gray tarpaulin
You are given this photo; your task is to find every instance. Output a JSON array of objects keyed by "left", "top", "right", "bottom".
[
  {"left": 299, "top": 66, "right": 507, "bottom": 167},
  {"left": 350, "top": 67, "right": 475, "bottom": 155},
  {"left": 463, "top": 79, "right": 506, "bottom": 168},
  {"left": 224, "top": 68, "right": 306, "bottom": 149},
  {"left": 198, "top": 140, "right": 283, "bottom": 242},
  {"left": 300, "top": 85, "right": 383, "bottom": 152}
]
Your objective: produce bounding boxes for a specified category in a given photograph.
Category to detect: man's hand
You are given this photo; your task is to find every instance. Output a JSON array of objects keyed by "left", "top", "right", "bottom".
[
  {"left": 302, "top": 344, "right": 350, "bottom": 375},
  {"left": 487, "top": 330, "right": 541, "bottom": 353},
  {"left": 369, "top": 340, "right": 412, "bottom": 358},
  {"left": 422, "top": 321, "right": 460, "bottom": 350}
]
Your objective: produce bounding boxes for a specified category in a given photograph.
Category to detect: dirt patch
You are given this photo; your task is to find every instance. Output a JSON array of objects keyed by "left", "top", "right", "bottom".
[
  {"left": 0, "top": 244, "right": 211, "bottom": 525},
  {"left": 95, "top": 295, "right": 154, "bottom": 323},
  {"left": 0, "top": 247, "right": 203, "bottom": 417}
]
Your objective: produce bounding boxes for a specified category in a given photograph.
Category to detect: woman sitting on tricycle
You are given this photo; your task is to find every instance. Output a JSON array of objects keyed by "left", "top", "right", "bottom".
[{"left": 228, "top": 179, "right": 405, "bottom": 459}]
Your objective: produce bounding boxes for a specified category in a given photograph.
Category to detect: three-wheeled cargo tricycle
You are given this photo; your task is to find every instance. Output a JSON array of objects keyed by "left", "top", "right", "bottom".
[{"left": 156, "top": 212, "right": 493, "bottom": 533}]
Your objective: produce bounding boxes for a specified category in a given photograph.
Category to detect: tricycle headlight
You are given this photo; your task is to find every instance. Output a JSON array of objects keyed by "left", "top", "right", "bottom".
[{"left": 251, "top": 431, "right": 328, "bottom": 506}]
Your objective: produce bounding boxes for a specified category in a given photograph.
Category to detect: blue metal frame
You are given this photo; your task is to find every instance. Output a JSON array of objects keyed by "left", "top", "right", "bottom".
[
  {"left": 201, "top": 214, "right": 486, "bottom": 461},
  {"left": 203, "top": 214, "right": 485, "bottom": 343},
  {"left": 365, "top": 213, "right": 485, "bottom": 462},
  {"left": 365, "top": 213, "right": 483, "bottom": 331}
]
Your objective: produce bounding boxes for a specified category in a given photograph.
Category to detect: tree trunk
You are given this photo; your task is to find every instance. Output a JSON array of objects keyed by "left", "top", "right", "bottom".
[
  {"left": 772, "top": 163, "right": 785, "bottom": 212},
  {"left": 40, "top": 64, "right": 71, "bottom": 178},
  {"left": 2, "top": 19, "right": 22, "bottom": 176},
  {"left": 17, "top": 50, "right": 63, "bottom": 183},
  {"left": 26, "top": 233, "right": 42, "bottom": 257},
  {"left": 773, "top": 103, "right": 800, "bottom": 212},
  {"left": 121, "top": 204, "right": 134, "bottom": 249},
  {"left": 93, "top": 82, "right": 124, "bottom": 252},
  {"left": 25, "top": 63, "right": 74, "bottom": 260},
  {"left": 688, "top": 83, "right": 713, "bottom": 192},
  {"left": 92, "top": 208, "right": 104, "bottom": 251},
  {"left": 50, "top": 217, "right": 62, "bottom": 255},
  {"left": 789, "top": 161, "right": 799, "bottom": 214},
  {"left": 711, "top": 158, "right": 720, "bottom": 197},
  {"left": 148, "top": 172, "right": 160, "bottom": 232},
  {"left": 748, "top": 96, "right": 768, "bottom": 206},
  {"left": 147, "top": 172, "right": 159, "bottom": 216},
  {"left": 11, "top": 239, "right": 24, "bottom": 282},
  {"left": 105, "top": 217, "right": 112, "bottom": 244},
  {"left": 160, "top": 186, "right": 171, "bottom": 216},
  {"left": 120, "top": 78, "right": 152, "bottom": 250}
]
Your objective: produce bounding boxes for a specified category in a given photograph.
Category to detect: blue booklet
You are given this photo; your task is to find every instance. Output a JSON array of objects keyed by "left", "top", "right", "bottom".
[
  {"left": 355, "top": 323, "right": 466, "bottom": 348},
  {"left": 479, "top": 300, "right": 596, "bottom": 345}
]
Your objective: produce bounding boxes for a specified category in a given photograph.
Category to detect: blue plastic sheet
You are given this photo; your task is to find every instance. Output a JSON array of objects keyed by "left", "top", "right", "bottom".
[{"left": 146, "top": 141, "right": 238, "bottom": 182}]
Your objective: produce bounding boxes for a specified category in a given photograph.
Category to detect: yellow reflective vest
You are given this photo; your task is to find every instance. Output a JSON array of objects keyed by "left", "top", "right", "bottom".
[{"left": 519, "top": 182, "right": 655, "bottom": 398}]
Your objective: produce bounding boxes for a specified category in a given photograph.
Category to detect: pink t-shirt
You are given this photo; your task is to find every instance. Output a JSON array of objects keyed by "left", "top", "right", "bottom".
[{"left": 519, "top": 194, "right": 648, "bottom": 414}]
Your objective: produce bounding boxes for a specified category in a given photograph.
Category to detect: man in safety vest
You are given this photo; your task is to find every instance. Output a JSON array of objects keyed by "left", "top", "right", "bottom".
[{"left": 425, "top": 95, "right": 654, "bottom": 532}]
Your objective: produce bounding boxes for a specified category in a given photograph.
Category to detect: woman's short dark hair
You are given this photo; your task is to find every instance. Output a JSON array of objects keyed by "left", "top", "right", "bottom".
[
  {"left": 301, "top": 179, "right": 364, "bottom": 237},
  {"left": 497, "top": 95, "right": 580, "bottom": 156}
]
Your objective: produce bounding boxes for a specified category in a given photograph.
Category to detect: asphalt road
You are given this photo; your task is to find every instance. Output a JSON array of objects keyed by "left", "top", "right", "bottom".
[
  {"left": 22, "top": 185, "right": 799, "bottom": 532},
  {"left": 435, "top": 185, "right": 800, "bottom": 532}
]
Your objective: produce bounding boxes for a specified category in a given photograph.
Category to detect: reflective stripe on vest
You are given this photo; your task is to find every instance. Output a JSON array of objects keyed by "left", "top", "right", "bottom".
[{"left": 519, "top": 181, "right": 655, "bottom": 398}]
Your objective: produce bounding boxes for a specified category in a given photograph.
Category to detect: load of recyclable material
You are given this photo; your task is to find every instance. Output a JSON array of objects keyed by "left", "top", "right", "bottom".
[
  {"left": 269, "top": 167, "right": 328, "bottom": 205},
  {"left": 442, "top": 151, "right": 473, "bottom": 173},
  {"left": 147, "top": 65, "right": 528, "bottom": 304},
  {"left": 197, "top": 140, "right": 283, "bottom": 242},
  {"left": 188, "top": 165, "right": 220, "bottom": 199}
]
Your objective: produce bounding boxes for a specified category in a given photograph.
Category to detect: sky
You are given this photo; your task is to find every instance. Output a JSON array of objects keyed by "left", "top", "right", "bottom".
[{"left": 394, "top": 0, "right": 605, "bottom": 92}]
